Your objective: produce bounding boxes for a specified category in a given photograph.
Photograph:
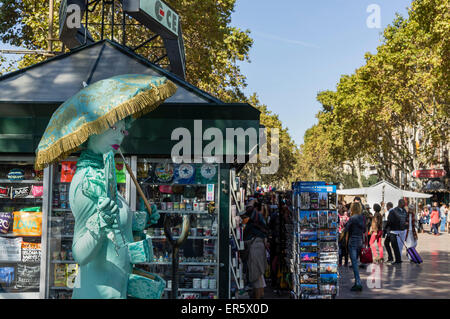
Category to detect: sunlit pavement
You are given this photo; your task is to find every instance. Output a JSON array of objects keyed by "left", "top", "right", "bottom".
[{"left": 337, "top": 226, "right": 450, "bottom": 299}]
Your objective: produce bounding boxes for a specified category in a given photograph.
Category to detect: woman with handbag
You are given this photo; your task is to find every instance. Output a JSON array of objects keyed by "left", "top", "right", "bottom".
[{"left": 343, "top": 202, "right": 365, "bottom": 292}]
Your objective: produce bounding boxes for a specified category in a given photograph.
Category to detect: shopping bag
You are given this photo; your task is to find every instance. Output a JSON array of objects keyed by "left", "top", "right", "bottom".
[{"left": 12, "top": 211, "right": 42, "bottom": 237}]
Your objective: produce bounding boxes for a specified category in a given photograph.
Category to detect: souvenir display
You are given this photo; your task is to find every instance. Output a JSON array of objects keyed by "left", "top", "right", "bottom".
[
  {"left": 31, "top": 185, "right": 44, "bottom": 198},
  {"left": 174, "top": 164, "right": 195, "bottom": 184},
  {"left": 291, "top": 182, "right": 338, "bottom": 299},
  {"left": 0, "top": 267, "right": 15, "bottom": 287},
  {"left": 115, "top": 162, "right": 127, "bottom": 184},
  {"left": 7, "top": 169, "right": 25, "bottom": 181},
  {"left": 12, "top": 211, "right": 42, "bottom": 237},
  {"left": 60, "top": 161, "right": 77, "bottom": 183},
  {"left": 155, "top": 163, "right": 174, "bottom": 183},
  {"left": 0, "top": 212, "right": 12, "bottom": 234},
  {"left": 21, "top": 242, "right": 41, "bottom": 263},
  {"left": 0, "top": 186, "right": 11, "bottom": 198},
  {"left": 11, "top": 186, "right": 31, "bottom": 198},
  {"left": 0, "top": 237, "right": 22, "bottom": 262},
  {"left": 14, "top": 263, "right": 40, "bottom": 290}
]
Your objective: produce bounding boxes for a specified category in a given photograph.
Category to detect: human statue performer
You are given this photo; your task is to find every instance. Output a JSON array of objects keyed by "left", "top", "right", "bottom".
[
  {"left": 69, "top": 118, "right": 163, "bottom": 299},
  {"left": 34, "top": 74, "right": 177, "bottom": 299}
]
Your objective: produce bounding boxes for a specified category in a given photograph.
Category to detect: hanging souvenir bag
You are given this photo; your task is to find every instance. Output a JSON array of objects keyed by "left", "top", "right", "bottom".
[
  {"left": 31, "top": 185, "right": 44, "bottom": 198},
  {"left": 0, "top": 212, "right": 12, "bottom": 234},
  {"left": 13, "top": 208, "right": 43, "bottom": 237}
]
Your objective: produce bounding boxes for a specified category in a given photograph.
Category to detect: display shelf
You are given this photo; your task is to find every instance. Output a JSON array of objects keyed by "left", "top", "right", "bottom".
[
  {"left": 0, "top": 292, "right": 40, "bottom": 299},
  {"left": 50, "top": 286, "right": 73, "bottom": 290},
  {"left": 51, "top": 260, "right": 76, "bottom": 264},
  {"left": 0, "top": 179, "right": 43, "bottom": 184},
  {"left": 0, "top": 260, "right": 40, "bottom": 264},
  {"left": 50, "top": 234, "right": 74, "bottom": 239},
  {"left": 157, "top": 210, "right": 210, "bottom": 214},
  {"left": 140, "top": 262, "right": 216, "bottom": 266},
  {"left": 52, "top": 208, "right": 72, "bottom": 212},
  {"left": 140, "top": 182, "right": 209, "bottom": 186},
  {"left": 164, "top": 288, "right": 216, "bottom": 292},
  {"left": 149, "top": 236, "right": 217, "bottom": 240},
  {"left": 0, "top": 233, "right": 40, "bottom": 238}
]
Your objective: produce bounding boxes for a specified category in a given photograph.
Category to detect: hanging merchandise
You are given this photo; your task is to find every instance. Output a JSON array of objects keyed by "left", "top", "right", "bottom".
[
  {"left": 174, "top": 163, "right": 195, "bottom": 184},
  {"left": 31, "top": 185, "right": 44, "bottom": 198},
  {"left": 21, "top": 242, "right": 42, "bottom": 263},
  {"left": 0, "top": 212, "right": 13, "bottom": 234},
  {"left": 0, "top": 237, "right": 22, "bottom": 262},
  {"left": 206, "top": 184, "right": 214, "bottom": 201},
  {"left": 0, "top": 267, "right": 15, "bottom": 287},
  {"left": 14, "top": 263, "right": 41, "bottom": 290},
  {"left": 155, "top": 163, "right": 174, "bottom": 183},
  {"left": 7, "top": 168, "right": 25, "bottom": 182},
  {"left": 115, "top": 162, "right": 127, "bottom": 184},
  {"left": 54, "top": 264, "right": 67, "bottom": 287},
  {"left": 159, "top": 185, "right": 173, "bottom": 194},
  {"left": 12, "top": 211, "right": 43, "bottom": 237},
  {"left": 60, "top": 161, "right": 77, "bottom": 183},
  {"left": 11, "top": 186, "right": 31, "bottom": 199},
  {"left": 0, "top": 186, "right": 11, "bottom": 198},
  {"left": 66, "top": 264, "right": 79, "bottom": 289},
  {"left": 197, "top": 164, "right": 217, "bottom": 184}
]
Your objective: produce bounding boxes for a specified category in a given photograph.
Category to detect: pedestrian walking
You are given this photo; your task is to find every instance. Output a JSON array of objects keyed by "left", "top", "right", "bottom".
[
  {"left": 405, "top": 204, "right": 418, "bottom": 261},
  {"left": 343, "top": 202, "right": 365, "bottom": 291},
  {"left": 385, "top": 199, "right": 407, "bottom": 264},
  {"left": 430, "top": 207, "right": 440, "bottom": 236},
  {"left": 369, "top": 203, "right": 384, "bottom": 263},
  {"left": 242, "top": 199, "right": 269, "bottom": 299},
  {"left": 338, "top": 204, "right": 350, "bottom": 267},
  {"left": 383, "top": 202, "right": 395, "bottom": 263}
]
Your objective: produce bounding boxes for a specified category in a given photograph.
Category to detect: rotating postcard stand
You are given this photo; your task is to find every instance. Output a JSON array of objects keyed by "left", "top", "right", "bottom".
[{"left": 292, "top": 182, "right": 338, "bottom": 299}]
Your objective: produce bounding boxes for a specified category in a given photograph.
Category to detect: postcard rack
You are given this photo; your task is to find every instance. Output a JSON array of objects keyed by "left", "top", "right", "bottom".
[{"left": 291, "top": 181, "right": 338, "bottom": 299}]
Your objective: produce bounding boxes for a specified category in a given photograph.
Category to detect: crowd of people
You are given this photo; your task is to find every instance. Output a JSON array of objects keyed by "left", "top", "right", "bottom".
[
  {"left": 240, "top": 191, "right": 293, "bottom": 299},
  {"left": 240, "top": 190, "right": 449, "bottom": 297},
  {"left": 338, "top": 197, "right": 449, "bottom": 292}
]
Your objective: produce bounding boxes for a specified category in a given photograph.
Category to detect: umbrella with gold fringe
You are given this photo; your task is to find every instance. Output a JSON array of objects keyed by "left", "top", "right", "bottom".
[{"left": 35, "top": 74, "right": 177, "bottom": 171}]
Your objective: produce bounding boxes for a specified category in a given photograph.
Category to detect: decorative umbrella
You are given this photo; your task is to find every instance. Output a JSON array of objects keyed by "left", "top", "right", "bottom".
[{"left": 35, "top": 74, "right": 177, "bottom": 170}]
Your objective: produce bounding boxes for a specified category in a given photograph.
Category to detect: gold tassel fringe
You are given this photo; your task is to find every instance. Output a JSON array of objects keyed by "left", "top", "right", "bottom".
[{"left": 34, "top": 80, "right": 177, "bottom": 171}]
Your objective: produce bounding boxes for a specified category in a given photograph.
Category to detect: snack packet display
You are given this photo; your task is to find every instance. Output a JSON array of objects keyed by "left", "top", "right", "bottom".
[{"left": 13, "top": 211, "right": 43, "bottom": 237}]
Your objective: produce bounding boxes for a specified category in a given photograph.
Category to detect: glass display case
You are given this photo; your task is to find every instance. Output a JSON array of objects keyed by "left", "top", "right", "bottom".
[
  {"left": 133, "top": 158, "right": 220, "bottom": 299},
  {"left": 0, "top": 157, "right": 46, "bottom": 299}
]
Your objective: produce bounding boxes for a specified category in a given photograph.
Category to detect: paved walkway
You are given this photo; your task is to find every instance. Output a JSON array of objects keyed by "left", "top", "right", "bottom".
[{"left": 337, "top": 226, "right": 450, "bottom": 299}]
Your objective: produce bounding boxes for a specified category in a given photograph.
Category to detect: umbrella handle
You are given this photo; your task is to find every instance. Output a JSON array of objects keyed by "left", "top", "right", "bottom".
[{"left": 118, "top": 149, "right": 153, "bottom": 216}]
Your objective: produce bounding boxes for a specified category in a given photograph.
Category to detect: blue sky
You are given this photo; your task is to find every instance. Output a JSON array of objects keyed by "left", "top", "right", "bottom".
[
  {"left": 1, "top": 1, "right": 412, "bottom": 146},
  {"left": 231, "top": 0, "right": 412, "bottom": 146}
]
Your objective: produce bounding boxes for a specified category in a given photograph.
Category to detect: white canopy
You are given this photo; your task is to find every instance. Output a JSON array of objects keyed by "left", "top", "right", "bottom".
[{"left": 337, "top": 180, "right": 432, "bottom": 210}]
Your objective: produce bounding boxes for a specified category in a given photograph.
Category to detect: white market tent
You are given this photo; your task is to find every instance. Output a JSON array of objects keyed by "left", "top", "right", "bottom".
[{"left": 337, "top": 180, "right": 432, "bottom": 210}]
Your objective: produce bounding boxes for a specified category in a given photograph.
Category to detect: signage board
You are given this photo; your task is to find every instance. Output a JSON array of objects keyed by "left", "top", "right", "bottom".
[{"left": 412, "top": 169, "right": 446, "bottom": 179}]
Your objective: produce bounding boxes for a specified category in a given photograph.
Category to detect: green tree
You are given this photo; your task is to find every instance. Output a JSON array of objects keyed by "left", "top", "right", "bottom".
[{"left": 0, "top": 0, "right": 253, "bottom": 102}]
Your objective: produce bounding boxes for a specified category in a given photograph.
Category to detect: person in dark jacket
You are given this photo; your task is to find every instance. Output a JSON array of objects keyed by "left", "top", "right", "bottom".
[
  {"left": 344, "top": 202, "right": 365, "bottom": 291},
  {"left": 385, "top": 199, "right": 407, "bottom": 264},
  {"left": 383, "top": 202, "right": 394, "bottom": 262}
]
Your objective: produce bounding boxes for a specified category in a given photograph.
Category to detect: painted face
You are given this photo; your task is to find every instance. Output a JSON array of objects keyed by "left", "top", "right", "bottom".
[{"left": 87, "top": 119, "right": 129, "bottom": 154}]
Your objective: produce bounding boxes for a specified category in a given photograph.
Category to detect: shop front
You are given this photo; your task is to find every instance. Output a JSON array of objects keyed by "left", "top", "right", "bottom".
[{"left": 0, "top": 39, "right": 260, "bottom": 299}]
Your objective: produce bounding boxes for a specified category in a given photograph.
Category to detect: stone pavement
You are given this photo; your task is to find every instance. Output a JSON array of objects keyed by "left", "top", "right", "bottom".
[{"left": 337, "top": 226, "right": 450, "bottom": 299}]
